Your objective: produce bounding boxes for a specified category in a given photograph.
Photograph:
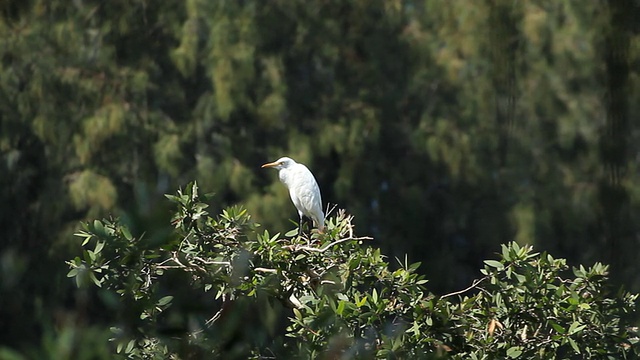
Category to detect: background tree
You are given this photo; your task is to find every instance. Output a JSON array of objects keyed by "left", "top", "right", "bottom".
[{"left": 1, "top": 0, "right": 639, "bottom": 356}]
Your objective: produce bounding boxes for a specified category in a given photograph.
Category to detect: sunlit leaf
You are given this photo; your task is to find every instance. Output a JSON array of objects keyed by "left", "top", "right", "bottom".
[
  {"left": 484, "top": 260, "right": 504, "bottom": 270},
  {"left": 506, "top": 346, "right": 522, "bottom": 359},
  {"left": 157, "top": 296, "right": 174, "bottom": 307}
]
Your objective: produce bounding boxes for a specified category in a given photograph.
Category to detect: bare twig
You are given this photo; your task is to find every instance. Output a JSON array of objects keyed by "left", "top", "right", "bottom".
[
  {"left": 441, "top": 275, "right": 490, "bottom": 299},
  {"left": 283, "top": 210, "right": 372, "bottom": 252},
  {"left": 205, "top": 293, "right": 227, "bottom": 326},
  {"left": 189, "top": 294, "right": 229, "bottom": 338},
  {"left": 156, "top": 265, "right": 186, "bottom": 270},
  {"left": 255, "top": 267, "right": 278, "bottom": 274},
  {"left": 261, "top": 348, "right": 277, "bottom": 360},
  {"left": 156, "top": 257, "right": 176, "bottom": 266},
  {"left": 143, "top": 267, "right": 152, "bottom": 290},
  {"left": 300, "top": 322, "right": 320, "bottom": 336},
  {"left": 293, "top": 236, "right": 372, "bottom": 253},
  {"left": 158, "top": 252, "right": 209, "bottom": 274},
  {"left": 324, "top": 203, "right": 338, "bottom": 218},
  {"left": 193, "top": 256, "right": 230, "bottom": 266},
  {"left": 441, "top": 263, "right": 514, "bottom": 299}
]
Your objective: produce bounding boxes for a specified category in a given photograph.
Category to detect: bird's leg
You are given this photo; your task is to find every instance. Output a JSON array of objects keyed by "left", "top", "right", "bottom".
[
  {"left": 297, "top": 213, "right": 304, "bottom": 239},
  {"left": 298, "top": 215, "right": 314, "bottom": 244}
]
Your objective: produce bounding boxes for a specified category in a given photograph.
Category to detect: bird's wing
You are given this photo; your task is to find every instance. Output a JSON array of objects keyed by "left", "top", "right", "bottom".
[
  {"left": 292, "top": 165, "right": 320, "bottom": 200},
  {"left": 291, "top": 165, "right": 324, "bottom": 224}
]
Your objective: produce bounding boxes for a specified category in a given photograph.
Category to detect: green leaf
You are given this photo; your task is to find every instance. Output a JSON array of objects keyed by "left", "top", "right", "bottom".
[
  {"left": 568, "top": 322, "right": 586, "bottom": 335},
  {"left": 164, "top": 194, "right": 180, "bottom": 203},
  {"left": 67, "top": 268, "right": 79, "bottom": 278},
  {"left": 157, "top": 296, "right": 174, "bottom": 307},
  {"left": 495, "top": 292, "right": 503, "bottom": 307},
  {"left": 484, "top": 260, "right": 504, "bottom": 270},
  {"left": 93, "top": 220, "right": 104, "bottom": 235},
  {"left": 86, "top": 249, "right": 96, "bottom": 262},
  {"left": 285, "top": 229, "right": 298, "bottom": 237},
  {"left": 501, "top": 244, "right": 511, "bottom": 261},
  {"left": 506, "top": 346, "right": 522, "bottom": 358},
  {"left": 568, "top": 337, "right": 580, "bottom": 354},
  {"left": 75, "top": 231, "right": 93, "bottom": 246},
  {"left": 121, "top": 226, "right": 133, "bottom": 240},
  {"left": 81, "top": 235, "right": 92, "bottom": 246},
  {"left": 293, "top": 308, "right": 302, "bottom": 320},
  {"left": 550, "top": 321, "right": 566, "bottom": 334},
  {"left": 125, "top": 339, "right": 135, "bottom": 354},
  {"left": 89, "top": 271, "right": 102, "bottom": 287},
  {"left": 578, "top": 303, "right": 591, "bottom": 310},
  {"left": 94, "top": 241, "right": 104, "bottom": 254},
  {"left": 336, "top": 300, "right": 346, "bottom": 316}
]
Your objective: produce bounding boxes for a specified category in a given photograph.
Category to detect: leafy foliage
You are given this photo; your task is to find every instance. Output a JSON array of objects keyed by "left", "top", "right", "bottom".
[{"left": 67, "top": 183, "right": 640, "bottom": 358}]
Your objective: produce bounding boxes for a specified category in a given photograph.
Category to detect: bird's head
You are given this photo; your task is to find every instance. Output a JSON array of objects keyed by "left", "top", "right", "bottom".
[{"left": 261, "top": 157, "right": 296, "bottom": 170}]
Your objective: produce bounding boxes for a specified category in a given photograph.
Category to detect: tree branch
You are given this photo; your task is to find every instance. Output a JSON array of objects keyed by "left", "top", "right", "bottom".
[
  {"left": 193, "top": 257, "right": 230, "bottom": 266},
  {"left": 440, "top": 275, "right": 490, "bottom": 299},
  {"left": 291, "top": 236, "right": 372, "bottom": 253},
  {"left": 441, "top": 264, "right": 513, "bottom": 299},
  {"left": 205, "top": 293, "right": 227, "bottom": 326}
]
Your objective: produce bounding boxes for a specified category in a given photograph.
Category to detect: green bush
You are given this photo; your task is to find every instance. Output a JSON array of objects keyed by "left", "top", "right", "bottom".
[{"left": 67, "top": 183, "right": 639, "bottom": 359}]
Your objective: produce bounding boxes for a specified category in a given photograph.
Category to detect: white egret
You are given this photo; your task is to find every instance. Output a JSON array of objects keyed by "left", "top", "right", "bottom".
[{"left": 261, "top": 157, "right": 325, "bottom": 235}]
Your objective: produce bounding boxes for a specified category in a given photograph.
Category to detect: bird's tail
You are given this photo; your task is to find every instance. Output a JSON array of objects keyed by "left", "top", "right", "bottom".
[{"left": 315, "top": 213, "right": 325, "bottom": 233}]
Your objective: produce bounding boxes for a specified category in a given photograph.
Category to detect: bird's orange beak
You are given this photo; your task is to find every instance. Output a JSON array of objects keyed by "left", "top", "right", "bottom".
[{"left": 261, "top": 161, "right": 279, "bottom": 168}]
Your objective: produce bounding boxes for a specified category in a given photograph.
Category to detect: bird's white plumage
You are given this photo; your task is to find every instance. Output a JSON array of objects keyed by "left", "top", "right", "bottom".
[{"left": 262, "top": 157, "right": 324, "bottom": 232}]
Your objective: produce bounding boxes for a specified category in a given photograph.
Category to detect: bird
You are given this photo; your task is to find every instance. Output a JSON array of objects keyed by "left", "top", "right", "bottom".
[{"left": 261, "top": 157, "right": 325, "bottom": 236}]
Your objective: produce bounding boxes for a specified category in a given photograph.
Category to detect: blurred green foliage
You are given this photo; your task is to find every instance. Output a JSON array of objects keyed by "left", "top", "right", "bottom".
[{"left": 1, "top": 0, "right": 639, "bottom": 357}]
